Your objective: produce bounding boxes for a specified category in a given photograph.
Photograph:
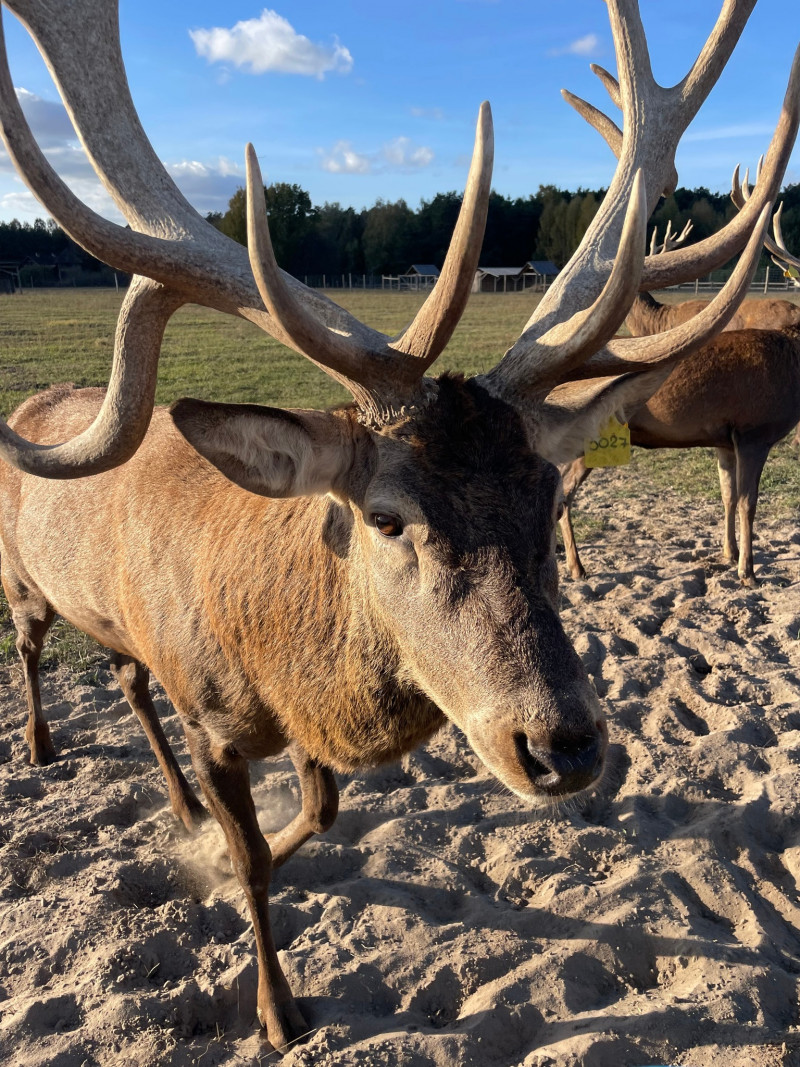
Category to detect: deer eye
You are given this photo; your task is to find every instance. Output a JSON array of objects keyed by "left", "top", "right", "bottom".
[{"left": 372, "top": 513, "right": 403, "bottom": 537}]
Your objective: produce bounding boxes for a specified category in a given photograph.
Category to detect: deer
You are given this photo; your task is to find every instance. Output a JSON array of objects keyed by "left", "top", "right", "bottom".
[
  {"left": 0, "top": 0, "right": 797, "bottom": 1053},
  {"left": 625, "top": 214, "right": 800, "bottom": 335},
  {"left": 557, "top": 321, "right": 800, "bottom": 585},
  {"left": 556, "top": 54, "right": 800, "bottom": 587}
]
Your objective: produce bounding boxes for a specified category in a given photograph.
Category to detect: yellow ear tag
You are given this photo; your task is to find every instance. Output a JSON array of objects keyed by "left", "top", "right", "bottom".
[
  {"left": 584, "top": 415, "right": 631, "bottom": 467},
  {"left": 784, "top": 265, "right": 800, "bottom": 280}
]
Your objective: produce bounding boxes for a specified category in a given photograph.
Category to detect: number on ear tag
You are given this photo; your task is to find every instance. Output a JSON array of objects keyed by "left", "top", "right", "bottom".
[{"left": 584, "top": 415, "right": 631, "bottom": 468}]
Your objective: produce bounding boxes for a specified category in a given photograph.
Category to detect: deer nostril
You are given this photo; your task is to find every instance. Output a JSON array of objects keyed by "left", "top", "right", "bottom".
[
  {"left": 513, "top": 732, "right": 555, "bottom": 784},
  {"left": 514, "top": 731, "right": 603, "bottom": 795}
]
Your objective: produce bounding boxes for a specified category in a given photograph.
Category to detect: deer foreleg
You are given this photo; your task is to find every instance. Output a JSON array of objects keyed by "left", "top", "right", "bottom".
[
  {"left": 733, "top": 437, "right": 771, "bottom": 587},
  {"left": 266, "top": 743, "right": 338, "bottom": 869},
  {"left": 2, "top": 570, "right": 56, "bottom": 765},
  {"left": 110, "top": 654, "right": 206, "bottom": 832},
  {"left": 558, "top": 458, "right": 593, "bottom": 580},
  {"left": 715, "top": 447, "right": 738, "bottom": 564},
  {"left": 184, "top": 724, "right": 308, "bottom": 1052}
]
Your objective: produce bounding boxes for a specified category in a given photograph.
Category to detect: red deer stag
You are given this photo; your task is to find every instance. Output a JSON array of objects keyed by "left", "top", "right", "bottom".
[
  {"left": 556, "top": 103, "right": 800, "bottom": 584},
  {"left": 0, "top": 0, "right": 796, "bottom": 1052},
  {"left": 557, "top": 321, "right": 800, "bottom": 585},
  {"left": 625, "top": 211, "right": 800, "bottom": 334}
]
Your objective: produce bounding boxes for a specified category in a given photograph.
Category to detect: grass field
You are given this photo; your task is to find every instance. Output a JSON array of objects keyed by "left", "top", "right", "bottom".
[{"left": 1, "top": 286, "right": 798, "bottom": 669}]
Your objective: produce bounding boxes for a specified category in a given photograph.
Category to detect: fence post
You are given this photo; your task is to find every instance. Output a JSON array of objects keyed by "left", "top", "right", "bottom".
[
  {"left": 694, "top": 277, "right": 699, "bottom": 295},
  {"left": 763, "top": 265, "right": 769, "bottom": 294}
]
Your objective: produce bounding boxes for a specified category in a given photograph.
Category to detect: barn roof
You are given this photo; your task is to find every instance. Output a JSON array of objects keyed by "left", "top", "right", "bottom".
[
  {"left": 525, "top": 260, "right": 559, "bottom": 275},
  {"left": 476, "top": 266, "right": 524, "bottom": 277},
  {"left": 405, "top": 264, "right": 440, "bottom": 276}
]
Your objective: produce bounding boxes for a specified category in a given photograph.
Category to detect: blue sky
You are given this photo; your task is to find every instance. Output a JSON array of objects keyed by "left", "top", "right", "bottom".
[{"left": 0, "top": 1, "right": 798, "bottom": 224}]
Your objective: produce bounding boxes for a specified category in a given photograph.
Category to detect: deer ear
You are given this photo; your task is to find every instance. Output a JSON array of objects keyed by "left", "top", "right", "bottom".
[
  {"left": 529, "top": 367, "right": 672, "bottom": 465},
  {"left": 170, "top": 398, "right": 355, "bottom": 498}
]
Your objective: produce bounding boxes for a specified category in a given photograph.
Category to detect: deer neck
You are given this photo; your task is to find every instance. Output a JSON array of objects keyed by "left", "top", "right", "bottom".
[{"left": 625, "top": 291, "right": 671, "bottom": 337}]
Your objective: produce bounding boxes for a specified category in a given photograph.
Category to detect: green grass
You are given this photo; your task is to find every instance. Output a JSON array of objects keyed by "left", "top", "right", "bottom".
[
  {"left": 1, "top": 286, "right": 798, "bottom": 672},
  {"left": 0, "top": 288, "right": 534, "bottom": 415}
]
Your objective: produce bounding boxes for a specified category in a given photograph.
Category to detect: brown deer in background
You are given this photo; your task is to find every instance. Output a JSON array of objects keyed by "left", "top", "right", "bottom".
[
  {"left": 625, "top": 213, "right": 800, "bottom": 335},
  {"left": 558, "top": 322, "right": 800, "bottom": 585},
  {"left": 558, "top": 56, "right": 800, "bottom": 587},
  {"left": 0, "top": 0, "right": 796, "bottom": 1052}
]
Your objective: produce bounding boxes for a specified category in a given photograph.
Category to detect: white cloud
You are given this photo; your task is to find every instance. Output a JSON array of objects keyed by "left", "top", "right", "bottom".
[
  {"left": 382, "top": 137, "right": 434, "bottom": 169},
  {"left": 190, "top": 10, "right": 353, "bottom": 79},
  {"left": 320, "top": 141, "right": 371, "bottom": 174},
  {"left": 0, "top": 91, "right": 246, "bottom": 221},
  {"left": 549, "top": 33, "right": 600, "bottom": 58},
  {"left": 13, "top": 88, "right": 77, "bottom": 147},
  {"left": 166, "top": 157, "right": 246, "bottom": 211},
  {"left": 318, "top": 136, "right": 434, "bottom": 175}
]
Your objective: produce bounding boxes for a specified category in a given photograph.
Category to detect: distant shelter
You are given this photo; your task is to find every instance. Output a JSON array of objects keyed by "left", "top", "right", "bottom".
[
  {"left": 382, "top": 264, "right": 441, "bottom": 291},
  {"left": 472, "top": 260, "right": 559, "bottom": 293}
]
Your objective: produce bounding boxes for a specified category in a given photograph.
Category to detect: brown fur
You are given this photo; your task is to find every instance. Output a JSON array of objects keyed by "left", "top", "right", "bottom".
[
  {"left": 559, "top": 326, "right": 800, "bottom": 584},
  {"left": 0, "top": 378, "right": 606, "bottom": 1049},
  {"left": 625, "top": 290, "right": 800, "bottom": 337}
]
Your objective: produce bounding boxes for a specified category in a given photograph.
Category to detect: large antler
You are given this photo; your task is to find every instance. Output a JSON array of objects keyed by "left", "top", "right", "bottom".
[
  {"left": 483, "top": 0, "right": 799, "bottom": 402},
  {"left": 0, "top": 0, "right": 492, "bottom": 472}
]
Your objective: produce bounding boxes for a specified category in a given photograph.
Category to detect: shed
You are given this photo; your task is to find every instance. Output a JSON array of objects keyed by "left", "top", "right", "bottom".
[
  {"left": 382, "top": 264, "right": 441, "bottom": 291},
  {"left": 471, "top": 261, "right": 559, "bottom": 294},
  {"left": 523, "top": 260, "right": 559, "bottom": 289}
]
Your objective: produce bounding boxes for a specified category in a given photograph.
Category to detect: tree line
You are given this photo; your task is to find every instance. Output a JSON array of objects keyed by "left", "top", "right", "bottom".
[{"left": 3, "top": 182, "right": 799, "bottom": 282}]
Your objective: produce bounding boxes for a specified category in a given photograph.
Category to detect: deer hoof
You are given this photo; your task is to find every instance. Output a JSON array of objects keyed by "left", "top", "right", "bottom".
[
  {"left": 258, "top": 999, "right": 309, "bottom": 1054},
  {"left": 29, "top": 736, "right": 57, "bottom": 766}
]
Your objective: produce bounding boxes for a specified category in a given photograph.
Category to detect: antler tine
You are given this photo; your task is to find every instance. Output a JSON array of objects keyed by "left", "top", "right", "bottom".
[
  {"left": 246, "top": 102, "right": 493, "bottom": 404},
  {"left": 732, "top": 165, "right": 800, "bottom": 271},
  {"left": 770, "top": 201, "right": 800, "bottom": 270},
  {"left": 680, "top": 0, "right": 757, "bottom": 116},
  {"left": 561, "top": 88, "right": 623, "bottom": 159},
  {"left": 651, "top": 219, "right": 693, "bottom": 255},
  {"left": 245, "top": 145, "right": 397, "bottom": 405},
  {"left": 488, "top": 0, "right": 770, "bottom": 399},
  {"left": 396, "top": 101, "right": 494, "bottom": 365},
  {"left": 642, "top": 41, "right": 800, "bottom": 291},
  {"left": 0, "top": 0, "right": 493, "bottom": 471},
  {"left": 483, "top": 170, "right": 648, "bottom": 397},
  {"left": 576, "top": 202, "right": 773, "bottom": 378},
  {"left": 0, "top": 278, "right": 182, "bottom": 477},
  {"left": 591, "top": 64, "right": 622, "bottom": 109}
]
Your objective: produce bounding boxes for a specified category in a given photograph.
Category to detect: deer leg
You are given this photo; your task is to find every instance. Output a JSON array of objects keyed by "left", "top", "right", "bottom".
[
  {"left": 109, "top": 653, "right": 206, "bottom": 832},
  {"left": 2, "top": 569, "right": 57, "bottom": 765},
  {"left": 266, "top": 743, "right": 338, "bottom": 870},
  {"left": 733, "top": 437, "right": 771, "bottom": 587},
  {"left": 184, "top": 723, "right": 307, "bottom": 1051},
  {"left": 715, "top": 446, "right": 738, "bottom": 564},
  {"left": 558, "top": 458, "right": 593, "bottom": 580}
]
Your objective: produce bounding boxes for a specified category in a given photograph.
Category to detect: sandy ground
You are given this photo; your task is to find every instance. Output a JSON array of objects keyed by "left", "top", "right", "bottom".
[{"left": 0, "top": 473, "right": 799, "bottom": 1067}]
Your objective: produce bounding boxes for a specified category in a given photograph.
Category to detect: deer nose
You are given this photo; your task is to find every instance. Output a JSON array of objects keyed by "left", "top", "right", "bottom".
[{"left": 514, "top": 730, "right": 604, "bottom": 796}]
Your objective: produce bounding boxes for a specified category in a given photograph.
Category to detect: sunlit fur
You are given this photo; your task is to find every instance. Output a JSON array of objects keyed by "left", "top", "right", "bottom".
[
  {"left": 0, "top": 377, "right": 608, "bottom": 1050},
  {"left": 626, "top": 290, "right": 800, "bottom": 336},
  {"left": 0, "top": 378, "right": 604, "bottom": 789}
]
